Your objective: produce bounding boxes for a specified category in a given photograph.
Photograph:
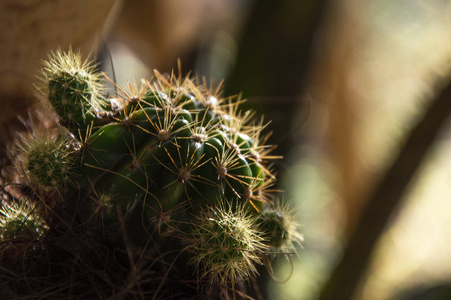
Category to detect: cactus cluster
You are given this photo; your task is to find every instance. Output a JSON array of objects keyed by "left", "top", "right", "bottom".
[{"left": 0, "top": 49, "right": 302, "bottom": 299}]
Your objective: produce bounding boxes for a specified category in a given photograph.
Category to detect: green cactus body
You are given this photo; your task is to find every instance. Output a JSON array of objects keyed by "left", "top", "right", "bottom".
[
  {"left": 48, "top": 70, "right": 95, "bottom": 128},
  {"left": 70, "top": 77, "right": 269, "bottom": 227}
]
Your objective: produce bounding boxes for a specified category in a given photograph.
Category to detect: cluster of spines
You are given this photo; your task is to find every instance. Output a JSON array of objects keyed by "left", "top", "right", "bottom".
[
  {"left": 2, "top": 49, "right": 302, "bottom": 295},
  {"left": 187, "top": 202, "right": 267, "bottom": 286},
  {"left": 258, "top": 200, "right": 304, "bottom": 254},
  {"left": 0, "top": 199, "right": 47, "bottom": 240},
  {"left": 16, "top": 133, "right": 78, "bottom": 196}
]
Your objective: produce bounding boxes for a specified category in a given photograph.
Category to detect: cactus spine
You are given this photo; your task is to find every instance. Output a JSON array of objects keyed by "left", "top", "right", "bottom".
[{"left": 0, "top": 49, "right": 302, "bottom": 299}]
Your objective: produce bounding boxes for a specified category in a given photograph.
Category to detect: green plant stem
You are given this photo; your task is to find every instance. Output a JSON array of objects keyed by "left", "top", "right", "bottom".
[{"left": 318, "top": 80, "right": 451, "bottom": 300}]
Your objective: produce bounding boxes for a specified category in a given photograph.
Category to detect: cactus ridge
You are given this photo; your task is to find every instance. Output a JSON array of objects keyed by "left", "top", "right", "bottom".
[{"left": 1, "top": 49, "right": 302, "bottom": 298}]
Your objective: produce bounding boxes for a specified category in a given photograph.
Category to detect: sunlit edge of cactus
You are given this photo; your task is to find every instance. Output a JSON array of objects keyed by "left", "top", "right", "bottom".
[{"left": 0, "top": 200, "right": 48, "bottom": 240}]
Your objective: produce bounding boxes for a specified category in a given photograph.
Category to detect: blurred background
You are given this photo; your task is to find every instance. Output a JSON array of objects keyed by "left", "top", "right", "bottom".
[{"left": 2, "top": 0, "right": 451, "bottom": 299}]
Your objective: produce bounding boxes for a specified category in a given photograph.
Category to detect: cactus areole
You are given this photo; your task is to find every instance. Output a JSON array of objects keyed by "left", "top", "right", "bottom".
[{"left": 0, "top": 49, "right": 302, "bottom": 298}]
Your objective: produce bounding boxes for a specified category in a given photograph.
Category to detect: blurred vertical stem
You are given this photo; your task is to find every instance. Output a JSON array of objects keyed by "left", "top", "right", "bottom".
[
  {"left": 224, "top": 0, "right": 330, "bottom": 157},
  {"left": 318, "top": 80, "right": 451, "bottom": 300}
]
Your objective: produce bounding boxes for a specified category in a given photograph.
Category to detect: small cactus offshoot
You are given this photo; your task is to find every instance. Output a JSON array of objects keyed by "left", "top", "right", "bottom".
[
  {"left": 0, "top": 200, "right": 46, "bottom": 240},
  {"left": 0, "top": 49, "right": 302, "bottom": 299},
  {"left": 259, "top": 200, "right": 304, "bottom": 253},
  {"left": 188, "top": 201, "right": 267, "bottom": 286},
  {"left": 17, "top": 133, "right": 77, "bottom": 194},
  {"left": 36, "top": 49, "right": 106, "bottom": 130}
]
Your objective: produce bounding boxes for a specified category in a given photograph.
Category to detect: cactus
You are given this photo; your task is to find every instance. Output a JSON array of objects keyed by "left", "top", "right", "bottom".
[{"left": 0, "top": 49, "right": 302, "bottom": 299}]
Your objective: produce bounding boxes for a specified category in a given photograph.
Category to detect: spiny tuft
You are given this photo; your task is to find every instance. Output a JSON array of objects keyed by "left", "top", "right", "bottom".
[{"left": 187, "top": 201, "right": 267, "bottom": 286}]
